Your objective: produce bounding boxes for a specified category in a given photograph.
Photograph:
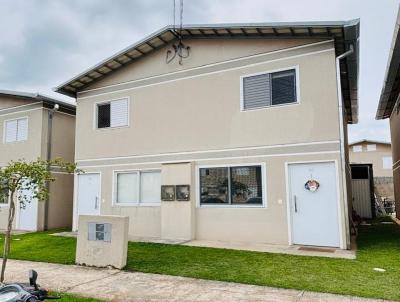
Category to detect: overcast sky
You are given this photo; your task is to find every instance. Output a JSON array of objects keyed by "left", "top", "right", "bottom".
[{"left": 0, "top": 0, "right": 398, "bottom": 142}]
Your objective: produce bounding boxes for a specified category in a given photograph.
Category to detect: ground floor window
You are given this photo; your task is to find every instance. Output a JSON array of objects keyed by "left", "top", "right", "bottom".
[
  {"left": 199, "top": 165, "right": 264, "bottom": 206},
  {"left": 115, "top": 170, "right": 161, "bottom": 205}
]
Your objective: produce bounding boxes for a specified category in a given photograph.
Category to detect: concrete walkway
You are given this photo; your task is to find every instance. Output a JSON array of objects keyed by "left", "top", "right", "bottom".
[{"left": 5, "top": 260, "right": 390, "bottom": 302}]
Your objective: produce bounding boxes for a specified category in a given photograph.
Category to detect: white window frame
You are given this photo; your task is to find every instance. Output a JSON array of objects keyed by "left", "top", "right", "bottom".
[
  {"left": 240, "top": 65, "right": 300, "bottom": 112},
  {"left": 112, "top": 169, "right": 161, "bottom": 207},
  {"left": 352, "top": 145, "right": 362, "bottom": 152},
  {"left": 3, "top": 116, "right": 29, "bottom": 144},
  {"left": 366, "top": 144, "right": 377, "bottom": 152},
  {"left": 94, "top": 97, "right": 130, "bottom": 130},
  {"left": 196, "top": 163, "right": 267, "bottom": 208},
  {"left": 382, "top": 156, "right": 393, "bottom": 170}
]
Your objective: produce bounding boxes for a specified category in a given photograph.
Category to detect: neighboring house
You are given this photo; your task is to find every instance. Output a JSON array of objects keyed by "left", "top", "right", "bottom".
[
  {"left": 0, "top": 90, "right": 76, "bottom": 231},
  {"left": 56, "top": 21, "right": 359, "bottom": 249},
  {"left": 376, "top": 8, "right": 400, "bottom": 219},
  {"left": 349, "top": 140, "right": 393, "bottom": 178},
  {"left": 349, "top": 139, "right": 394, "bottom": 218}
]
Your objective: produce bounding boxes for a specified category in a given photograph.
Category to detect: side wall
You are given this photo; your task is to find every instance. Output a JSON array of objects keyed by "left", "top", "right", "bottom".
[{"left": 390, "top": 108, "right": 400, "bottom": 219}]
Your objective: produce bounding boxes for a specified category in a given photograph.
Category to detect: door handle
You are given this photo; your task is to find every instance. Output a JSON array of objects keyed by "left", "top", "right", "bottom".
[
  {"left": 294, "top": 195, "right": 298, "bottom": 213},
  {"left": 94, "top": 197, "right": 99, "bottom": 209}
]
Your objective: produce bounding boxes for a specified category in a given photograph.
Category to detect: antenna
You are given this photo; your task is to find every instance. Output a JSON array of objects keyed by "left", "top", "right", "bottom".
[{"left": 166, "top": 0, "right": 190, "bottom": 65}]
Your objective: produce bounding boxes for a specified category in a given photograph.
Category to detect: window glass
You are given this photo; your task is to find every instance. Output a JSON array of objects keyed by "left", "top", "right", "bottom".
[
  {"left": 366, "top": 144, "right": 376, "bottom": 151},
  {"left": 140, "top": 171, "right": 161, "bottom": 204},
  {"left": 231, "top": 166, "right": 263, "bottom": 205},
  {"left": 97, "top": 103, "right": 111, "bottom": 128},
  {"left": 271, "top": 69, "right": 296, "bottom": 105},
  {"left": 382, "top": 156, "right": 393, "bottom": 170},
  {"left": 200, "top": 167, "right": 229, "bottom": 204},
  {"left": 351, "top": 166, "right": 369, "bottom": 179},
  {"left": 116, "top": 172, "right": 138, "bottom": 203},
  {"left": 352, "top": 145, "right": 362, "bottom": 152}
]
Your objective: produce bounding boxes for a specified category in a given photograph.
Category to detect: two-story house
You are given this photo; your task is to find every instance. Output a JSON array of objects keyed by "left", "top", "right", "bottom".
[
  {"left": 56, "top": 21, "right": 359, "bottom": 249},
  {"left": 376, "top": 8, "right": 400, "bottom": 219},
  {"left": 0, "top": 90, "right": 76, "bottom": 231}
]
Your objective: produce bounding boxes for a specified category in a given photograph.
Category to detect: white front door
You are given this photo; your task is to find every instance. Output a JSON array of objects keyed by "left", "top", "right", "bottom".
[
  {"left": 288, "top": 162, "right": 340, "bottom": 247},
  {"left": 17, "top": 188, "right": 38, "bottom": 231},
  {"left": 77, "top": 173, "right": 101, "bottom": 217}
]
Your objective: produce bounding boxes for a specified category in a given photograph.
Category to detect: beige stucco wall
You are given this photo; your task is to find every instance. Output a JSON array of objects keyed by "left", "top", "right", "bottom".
[
  {"left": 390, "top": 109, "right": 400, "bottom": 218},
  {"left": 47, "top": 173, "right": 74, "bottom": 229},
  {"left": 349, "top": 142, "right": 393, "bottom": 177},
  {"left": 0, "top": 96, "right": 34, "bottom": 110},
  {"left": 75, "top": 41, "right": 340, "bottom": 160},
  {"left": 73, "top": 38, "right": 350, "bottom": 248},
  {"left": 85, "top": 38, "right": 324, "bottom": 91}
]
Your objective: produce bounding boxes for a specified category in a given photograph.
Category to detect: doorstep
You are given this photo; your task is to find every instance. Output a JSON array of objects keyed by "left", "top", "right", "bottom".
[{"left": 182, "top": 240, "right": 356, "bottom": 259}]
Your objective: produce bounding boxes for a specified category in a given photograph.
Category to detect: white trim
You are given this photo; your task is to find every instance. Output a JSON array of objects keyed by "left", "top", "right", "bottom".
[
  {"left": 3, "top": 116, "right": 29, "bottom": 144},
  {"left": 0, "top": 107, "right": 42, "bottom": 118},
  {"left": 195, "top": 162, "right": 267, "bottom": 208},
  {"left": 285, "top": 160, "right": 344, "bottom": 249},
  {"left": 73, "top": 172, "right": 102, "bottom": 231},
  {"left": 77, "top": 151, "right": 341, "bottom": 169},
  {"left": 240, "top": 65, "right": 300, "bottom": 111},
  {"left": 93, "top": 96, "right": 130, "bottom": 130},
  {"left": 78, "top": 40, "right": 334, "bottom": 95},
  {"left": 112, "top": 168, "right": 161, "bottom": 207},
  {"left": 0, "top": 101, "right": 42, "bottom": 113},
  {"left": 78, "top": 48, "right": 335, "bottom": 100},
  {"left": 76, "top": 140, "right": 340, "bottom": 163}
]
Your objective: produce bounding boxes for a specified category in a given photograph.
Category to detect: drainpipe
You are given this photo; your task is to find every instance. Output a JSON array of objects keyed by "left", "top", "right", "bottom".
[
  {"left": 44, "top": 103, "right": 59, "bottom": 231},
  {"left": 335, "top": 44, "right": 354, "bottom": 249}
]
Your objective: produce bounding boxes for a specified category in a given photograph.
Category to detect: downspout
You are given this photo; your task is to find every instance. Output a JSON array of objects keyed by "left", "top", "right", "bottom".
[
  {"left": 44, "top": 104, "right": 59, "bottom": 231},
  {"left": 335, "top": 44, "right": 354, "bottom": 249}
]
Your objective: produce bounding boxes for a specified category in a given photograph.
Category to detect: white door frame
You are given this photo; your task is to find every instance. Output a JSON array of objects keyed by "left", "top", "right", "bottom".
[
  {"left": 285, "top": 159, "right": 344, "bottom": 249},
  {"left": 73, "top": 172, "right": 101, "bottom": 231}
]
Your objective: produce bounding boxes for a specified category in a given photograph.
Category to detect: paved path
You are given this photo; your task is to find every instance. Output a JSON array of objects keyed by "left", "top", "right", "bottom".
[{"left": 6, "top": 260, "right": 389, "bottom": 302}]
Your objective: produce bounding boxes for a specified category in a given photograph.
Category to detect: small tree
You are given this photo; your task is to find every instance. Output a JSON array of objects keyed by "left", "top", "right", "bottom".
[{"left": 0, "top": 158, "right": 77, "bottom": 283}]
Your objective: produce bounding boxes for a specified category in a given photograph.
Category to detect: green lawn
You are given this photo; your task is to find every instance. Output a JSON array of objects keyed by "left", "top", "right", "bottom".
[{"left": 1, "top": 220, "right": 400, "bottom": 301}]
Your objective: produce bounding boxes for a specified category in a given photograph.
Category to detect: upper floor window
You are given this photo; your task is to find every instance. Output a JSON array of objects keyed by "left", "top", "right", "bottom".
[
  {"left": 97, "top": 98, "right": 129, "bottom": 129},
  {"left": 352, "top": 145, "right": 362, "bottom": 152},
  {"left": 4, "top": 117, "right": 28, "bottom": 143},
  {"left": 382, "top": 156, "right": 393, "bottom": 170},
  {"left": 366, "top": 144, "right": 376, "bottom": 152},
  {"left": 241, "top": 68, "right": 297, "bottom": 111}
]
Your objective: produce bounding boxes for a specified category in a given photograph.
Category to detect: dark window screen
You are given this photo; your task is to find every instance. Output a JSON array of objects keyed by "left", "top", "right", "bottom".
[
  {"left": 97, "top": 103, "right": 111, "bottom": 128},
  {"left": 271, "top": 69, "right": 296, "bottom": 105},
  {"left": 351, "top": 166, "right": 369, "bottom": 179},
  {"left": 200, "top": 167, "right": 229, "bottom": 204},
  {"left": 231, "top": 166, "right": 263, "bottom": 205}
]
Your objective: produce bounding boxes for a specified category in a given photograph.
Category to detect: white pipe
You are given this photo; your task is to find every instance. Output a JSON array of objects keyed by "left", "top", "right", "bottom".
[{"left": 335, "top": 44, "right": 354, "bottom": 249}]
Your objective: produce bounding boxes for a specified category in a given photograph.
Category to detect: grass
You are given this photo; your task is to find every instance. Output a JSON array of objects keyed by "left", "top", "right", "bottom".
[
  {"left": 53, "top": 293, "right": 104, "bottom": 302},
  {"left": 1, "top": 220, "right": 400, "bottom": 301}
]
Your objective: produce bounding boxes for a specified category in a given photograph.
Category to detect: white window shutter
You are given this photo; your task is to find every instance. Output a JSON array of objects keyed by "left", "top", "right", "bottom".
[
  {"left": 5, "top": 120, "right": 17, "bottom": 143},
  {"left": 242, "top": 74, "right": 271, "bottom": 110},
  {"left": 110, "top": 99, "right": 128, "bottom": 127},
  {"left": 17, "top": 118, "right": 28, "bottom": 141}
]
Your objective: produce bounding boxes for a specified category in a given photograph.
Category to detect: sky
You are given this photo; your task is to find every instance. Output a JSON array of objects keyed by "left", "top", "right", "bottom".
[{"left": 0, "top": 0, "right": 399, "bottom": 142}]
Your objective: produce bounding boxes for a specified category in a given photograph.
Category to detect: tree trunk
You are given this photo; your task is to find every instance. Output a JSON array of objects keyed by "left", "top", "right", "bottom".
[{"left": 1, "top": 192, "right": 15, "bottom": 283}]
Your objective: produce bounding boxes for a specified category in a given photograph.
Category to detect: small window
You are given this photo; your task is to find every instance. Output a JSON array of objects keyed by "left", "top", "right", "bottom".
[
  {"left": 200, "top": 165, "right": 264, "bottom": 206},
  {"left": 351, "top": 166, "right": 369, "bottom": 179},
  {"left": 4, "top": 117, "right": 28, "bottom": 143},
  {"left": 115, "top": 170, "right": 161, "bottom": 205},
  {"left": 97, "top": 98, "right": 128, "bottom": 129},
  {"left": 382, "top": 156, "right": 393, "bottom": 170},
  {"left": 352, "top": 145, "right": 362, "bottom": 152},
  {"left": 242, "top": 69, "right": 297, "bottom": 110},
  {"left": 366, "top": 144, "right": 376, "bottom": 152}
]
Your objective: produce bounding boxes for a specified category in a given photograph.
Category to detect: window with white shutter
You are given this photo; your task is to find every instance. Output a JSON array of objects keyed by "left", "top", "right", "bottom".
[
  {"left": 4, "top": 117, "right": 28, "bottom": 143},
  {"left": 242, "top": 68, "right": 297, "bottom": 110},
  {"left": 97, "top": 98, "right": 129, "bottom": 129}
]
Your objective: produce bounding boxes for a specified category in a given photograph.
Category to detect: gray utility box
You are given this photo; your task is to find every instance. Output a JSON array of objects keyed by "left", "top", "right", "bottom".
[{"left": 76, "top": 215, "right": 129, "bottom": 269}]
